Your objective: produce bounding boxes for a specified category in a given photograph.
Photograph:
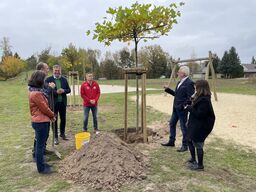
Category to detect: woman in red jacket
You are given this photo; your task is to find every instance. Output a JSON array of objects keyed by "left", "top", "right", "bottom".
[
  {"left": 28, "top": 71, "right": 55, "bottom": 174},
  {"left": 80, "top": 73, "right": 100, "bottom": 133}
]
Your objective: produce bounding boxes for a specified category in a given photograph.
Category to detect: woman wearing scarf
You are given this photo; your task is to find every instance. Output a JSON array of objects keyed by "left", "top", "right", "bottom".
[{"left": 28, "top": 70, "right": 55, "bottom": 174}]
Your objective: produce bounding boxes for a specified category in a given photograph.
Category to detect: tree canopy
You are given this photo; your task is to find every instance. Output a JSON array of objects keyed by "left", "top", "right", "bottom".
[
  {"left": 139, "top": 45, "right": 168, "bottom": 78},
  {"left": 61, "top": 43, "right": 80, "bottom": 71},
  {"left": 0, "top": 37, "right": 12, "bottom": 59},
  {"left": 87, "top": 2, "right": 184, "bottom": 66},
  {"left": 251, "top": 56, "right": 256, "bottom": 64},
  {"left": 219, "top": 46, "right": 243, "bottom": 78},
  {"left": 0, "top": 56, "right": 26, "bottom": 80}
]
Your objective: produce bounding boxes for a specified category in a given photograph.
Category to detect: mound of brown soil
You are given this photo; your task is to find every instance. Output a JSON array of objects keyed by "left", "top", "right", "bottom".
[{"left": 59, "top": 132, "right": 148, "bottom": 191}]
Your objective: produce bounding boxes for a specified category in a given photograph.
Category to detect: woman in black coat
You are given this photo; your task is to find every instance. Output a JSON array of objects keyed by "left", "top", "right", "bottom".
[{"left": 185, "top": 80, "right": 215, "bottom": 171}]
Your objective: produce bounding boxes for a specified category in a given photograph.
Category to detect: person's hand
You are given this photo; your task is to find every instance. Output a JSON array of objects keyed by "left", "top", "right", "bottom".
[
  {"left": 163, "top": 84, "right": 169, "bottom": 89},
  {"left": 51, "top": 117, "right": 56, "bottom": 122},
  {"left": 57, "top": 88, "right": 64, "bottom": 94},
  {"left": 48, "top": 82, "right": 55, "bottom": 89},
  {"left": 90, "top": 100, "right": 95, "bottom": 104},
  {"left": 185, "top": 105, "right": 192, "bottom": 111}
]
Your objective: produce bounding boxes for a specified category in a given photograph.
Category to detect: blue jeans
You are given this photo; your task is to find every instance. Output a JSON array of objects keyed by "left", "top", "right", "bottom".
[
  {"left": 169, "top": 108, "right": 188, "bottom": 147},
  {"left": 32, "top": 122, "right": 49, "bottom": 173},
  {"left": 83, "top": 106, "right": 98, "bottom": 131}
]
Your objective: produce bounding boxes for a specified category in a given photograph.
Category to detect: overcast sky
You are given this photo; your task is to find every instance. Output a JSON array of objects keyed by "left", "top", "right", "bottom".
[{"left": 0, "top": 0, "right": 255, "bottom": 63}]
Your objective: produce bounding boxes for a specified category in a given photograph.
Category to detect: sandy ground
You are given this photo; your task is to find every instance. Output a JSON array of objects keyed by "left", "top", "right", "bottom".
[
  {"left": 145, "top": 93, "right": 256, "bottom": 149},
  {"left": 69, "top": 84, "right": 256, "bottom": 149}
]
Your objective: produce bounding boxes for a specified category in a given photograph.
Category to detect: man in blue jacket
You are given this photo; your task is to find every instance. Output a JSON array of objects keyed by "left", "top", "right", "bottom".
[
  {"left": 161, "top": 66, "right": 194, "bottom": 152},
  {"left": 46, "top": 65, "right": 71, "bottom": 145}
]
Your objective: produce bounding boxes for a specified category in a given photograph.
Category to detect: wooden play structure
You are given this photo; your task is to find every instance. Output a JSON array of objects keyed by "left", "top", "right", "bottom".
[
  {"left": 168, "top": 51, "right": 218, "bottom": 101},
  {"left": 68, "top": 71, "right": 80, "bottom": 109},
  {"left": 123, "top": 67, "right": 148, "bottom": 143}
]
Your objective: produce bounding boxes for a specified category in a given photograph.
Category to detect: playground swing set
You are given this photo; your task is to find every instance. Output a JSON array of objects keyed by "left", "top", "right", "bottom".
[{"left": 168, "top": 51, "right": 218, "bottom": 101}]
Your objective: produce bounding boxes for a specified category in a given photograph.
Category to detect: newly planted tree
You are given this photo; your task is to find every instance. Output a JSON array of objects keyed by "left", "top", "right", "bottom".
[{"left": 87, "top": 2, "right": 183, "bottom": 129}]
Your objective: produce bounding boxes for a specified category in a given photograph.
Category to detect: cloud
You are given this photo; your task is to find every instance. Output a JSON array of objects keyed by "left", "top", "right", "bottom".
[{"left": 0, "top": 0, "right": 255, "bottom": 63}]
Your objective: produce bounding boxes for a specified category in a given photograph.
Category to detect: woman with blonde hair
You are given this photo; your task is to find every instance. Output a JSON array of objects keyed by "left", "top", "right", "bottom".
[{"left": 185, "top": 79, "right": 215, "bottom": 171}]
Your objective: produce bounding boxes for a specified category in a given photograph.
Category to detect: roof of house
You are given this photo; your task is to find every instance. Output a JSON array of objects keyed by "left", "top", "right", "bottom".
[{"left": 241, "top": 64, "right": 256, "bottom": 73}]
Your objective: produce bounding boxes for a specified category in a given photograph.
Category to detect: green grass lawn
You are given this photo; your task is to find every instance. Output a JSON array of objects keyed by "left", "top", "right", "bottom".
[{"left": 0, "top": 74, "right": 255, "bottom": 192}]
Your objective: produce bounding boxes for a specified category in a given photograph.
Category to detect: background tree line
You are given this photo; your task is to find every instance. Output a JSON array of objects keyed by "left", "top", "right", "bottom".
[{"left": 0, "top": 36, "right": 250, "bottom": 80}]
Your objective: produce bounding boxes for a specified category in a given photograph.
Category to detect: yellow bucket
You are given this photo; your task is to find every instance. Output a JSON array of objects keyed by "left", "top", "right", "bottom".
[{"left": 75, "top": 132, "right": 91, "bottom": 150}]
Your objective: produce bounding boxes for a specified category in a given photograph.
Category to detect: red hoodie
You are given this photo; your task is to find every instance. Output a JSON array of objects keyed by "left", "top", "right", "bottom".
[{"left": 80, "top": 81, "right": 101, "bottom": 106}]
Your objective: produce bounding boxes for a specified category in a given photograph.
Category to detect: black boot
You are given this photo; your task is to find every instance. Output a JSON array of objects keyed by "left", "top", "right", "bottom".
[
  {"left": 190, "top": 148, "right": 204, "bottom": 171},
  {"left": 161, "top": 140, "right": 175, "bottom": 147},
  {"left": 177, "top": 146, "right": 188, "bottom": 152},
  {"left": 197, "top": 148, "right": 204, "bottom": 167},
  {"left": 187, "top": 141, "right": 196, "bottom": 164}
]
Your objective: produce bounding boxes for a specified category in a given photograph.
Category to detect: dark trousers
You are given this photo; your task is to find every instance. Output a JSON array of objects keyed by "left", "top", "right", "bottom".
[
  {"left": 188, "top": 140, "right": 204, "bottom": 166},
  {"left": 83, "top": 106, "right": 98, "bottom": 131},
  {"left": 169, "top": 108, "right": 188, "bottom": 147},
  {"left": 32, "top": 124, "right": 49, "bottom": 157},
  {"left": 54, "top": 102, "right": 67, "bottom": 138},
  {"left": 32, "top": 122, "right": 49, "bottom": 173}
]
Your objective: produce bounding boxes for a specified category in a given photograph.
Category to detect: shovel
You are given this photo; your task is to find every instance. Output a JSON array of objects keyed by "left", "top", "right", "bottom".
[
  {"left": 50, "top": 90, "right": 62, "bottom": 159},
  {"left": 51, "top": 122, "right": 62, "bottom": 159}
]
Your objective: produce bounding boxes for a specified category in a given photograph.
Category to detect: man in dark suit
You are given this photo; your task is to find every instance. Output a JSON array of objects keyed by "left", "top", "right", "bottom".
[
  {"left": 46, "top": 65, "right": 71, "bottom": 145},
  {"left": 161, "top": 66, "right": 195, "bottom": 152}
]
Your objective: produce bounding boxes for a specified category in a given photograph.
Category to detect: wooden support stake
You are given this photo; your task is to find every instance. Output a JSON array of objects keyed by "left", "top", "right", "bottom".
[
  {"left": 72, "top": 75, "right": 76, "bottom": 108},
  {"left": 208, "top": 51, "right": 218, "bottom": 101},
  {"left": 124, "top": 73, "right": 128, "bottom": 141},
  {"left": 205, "top": 60, "right": 210, "bottom": 81},
  {"left": 168, "top": 64, "right": 177, "bottom": 87},
  {"left": 141, "top": 75, "right": 143, "bottom": 134},
  {"left": 142, "top": 73, "right": 147, "bottom": 143},
  {"left": 68, "top": 74, "right": 72, "bottom": 106}
]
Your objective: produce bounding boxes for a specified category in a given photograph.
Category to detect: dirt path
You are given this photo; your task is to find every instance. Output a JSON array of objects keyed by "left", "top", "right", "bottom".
[{"left": 144, "top": 93, "right": 256, "bottom": 149}]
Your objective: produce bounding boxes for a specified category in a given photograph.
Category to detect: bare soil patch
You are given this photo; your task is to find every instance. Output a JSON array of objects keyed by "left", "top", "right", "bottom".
[
  {"left": 142, "top": 93, "right": 256, "bottom": 149},
  {"left": 112, "top": 127, "right": 157, "bottom": 144}
]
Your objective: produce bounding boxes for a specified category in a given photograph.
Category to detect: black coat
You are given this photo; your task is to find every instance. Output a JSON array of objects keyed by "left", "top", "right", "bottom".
[
  {"left": 165, "top": 78, "right": 195, "bottom": 111},
  {"left": 186, "top": 95, "right": 215, "bottom": 142}
]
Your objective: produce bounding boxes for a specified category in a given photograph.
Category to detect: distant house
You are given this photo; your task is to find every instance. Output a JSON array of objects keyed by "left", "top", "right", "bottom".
[
  {"left": 241, "top": 64, "right": 256, "bottom": 77},
  {"left": 191, "top": 63, "right": 206, "bottom": 79},
  {"left": 191, "top": 65, "right": 223, "bottom": 79}
]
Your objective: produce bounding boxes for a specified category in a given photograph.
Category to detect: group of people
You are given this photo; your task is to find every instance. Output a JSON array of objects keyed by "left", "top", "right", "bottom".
[
  {"left": 28, "top": 62, "right": 214, "bottom": 174},
  {"left": 28, "top": 63, "right": 100, "bottom": 174},
  {"left": 162, "top": 66, "right": 215, "bottom": 171}
]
